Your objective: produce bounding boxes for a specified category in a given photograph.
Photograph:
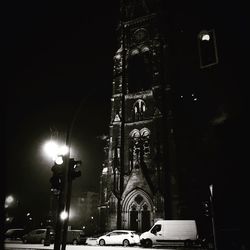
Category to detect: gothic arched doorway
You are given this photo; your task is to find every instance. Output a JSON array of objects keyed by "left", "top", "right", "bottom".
[{"left": 122, "top": 189, "right": 154, "bottom": 232}]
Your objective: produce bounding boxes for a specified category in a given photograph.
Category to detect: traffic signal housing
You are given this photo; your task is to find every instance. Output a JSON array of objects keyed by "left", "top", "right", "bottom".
[
  {"left": 198, "top": 29, "right": 219, "bottom": 68},
  {"left": 69, "top": 158, "right": 82, "bottom": 180},
  {"left": 50, "top": 156, "right": 64, "bottom": 191},
  {"left": 202, "top": 201, "right": 211, "bottom": 217}
]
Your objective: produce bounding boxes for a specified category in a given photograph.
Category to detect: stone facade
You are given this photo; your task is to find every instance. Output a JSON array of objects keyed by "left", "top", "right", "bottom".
[{"left": 98, "top": 0, "right": 179, "bottom": 232}]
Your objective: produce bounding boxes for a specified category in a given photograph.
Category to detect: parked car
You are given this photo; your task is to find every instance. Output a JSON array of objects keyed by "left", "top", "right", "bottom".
[
  {"left": 66, "top": 230, "right": 86, "bottom": 245},
  {"left": 97, "top": 230, "right": 140, "bottom": 246},
  {"left": 4, "top": 228, "right": 25, "bottom": 240},
  {"left": 22, "top": 228, "right": 54, "bottom": 244}
]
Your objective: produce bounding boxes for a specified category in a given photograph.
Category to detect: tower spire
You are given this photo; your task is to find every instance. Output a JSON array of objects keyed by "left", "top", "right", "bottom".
[{"left": 99, "top": 0, "right": 179, "bottom": 232}]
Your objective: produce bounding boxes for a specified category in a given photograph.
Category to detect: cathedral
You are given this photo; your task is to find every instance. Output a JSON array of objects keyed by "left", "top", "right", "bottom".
[
  {"left": 98, "top": 0, "right": 180, "bottom": 232},
  {"left": 98, "top": 3, "right": 248, "bottom": 249}
]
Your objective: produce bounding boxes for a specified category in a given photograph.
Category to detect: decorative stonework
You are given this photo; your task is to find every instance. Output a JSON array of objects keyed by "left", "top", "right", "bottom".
[{"left": 99, "top": 0, "right": 168, "bottom": 232}]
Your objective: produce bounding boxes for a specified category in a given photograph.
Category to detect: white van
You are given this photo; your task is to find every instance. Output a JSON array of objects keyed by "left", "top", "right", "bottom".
[{"left": 140, "top": 220, "right": 198, "bottom": 248}]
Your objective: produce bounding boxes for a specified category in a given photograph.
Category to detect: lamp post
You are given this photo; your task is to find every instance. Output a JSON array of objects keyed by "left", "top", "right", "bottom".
[
  {"left": 5, "top": 195, "right": 15, "bottom": 227},
  {"left": 44, "top": 137, "right": 82, "bottom": 250},
  {"left": 46, "top": 92, "right": 92, "bottom": 250},
  {"left": 198, "top": 29, "right": 219, "bottom": 68},
  {"left": 43, "top": 140, "right": 69, "bottom": 247}
]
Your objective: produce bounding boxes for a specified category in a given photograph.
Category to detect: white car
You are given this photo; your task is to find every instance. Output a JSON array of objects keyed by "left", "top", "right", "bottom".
[{"left": 97, "top": 230, "right": 140, "bottom": 246}]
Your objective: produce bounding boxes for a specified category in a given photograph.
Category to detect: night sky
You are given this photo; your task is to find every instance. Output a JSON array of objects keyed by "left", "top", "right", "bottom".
[
  {"left": 3, "top": 0, "right": 120, "bottom": 225},
  {"left": 3, "top": 0, "right": 249, "bottom": 238}
]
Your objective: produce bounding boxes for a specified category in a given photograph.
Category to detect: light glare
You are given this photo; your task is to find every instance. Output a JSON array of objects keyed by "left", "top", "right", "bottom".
[
  {"left": 201, "top": 34, "right": 210, "bottom": 41},
  {"left": 55, "top": 156, "right": 64, "bottom": 165},
  {"left": 5, "top": 195, "right": 14, "bottom": 204},
  {"left": 60, "top": 211, "right": 68, "bottom": 221},
  {"left": 43, "top": 141, "right": 58, "bottom": 159},
  {"left": 43, "top": 141, "right": 68, "bottom": 161},
  {"left": 58, "top": 145, "right": 69, "bottom": 155}
]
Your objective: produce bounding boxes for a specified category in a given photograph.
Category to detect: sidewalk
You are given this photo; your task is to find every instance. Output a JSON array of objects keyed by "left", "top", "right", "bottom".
[
  {"left": 4, "top": 243, "right": 53, "bottom": 250},
  {"left": 4, "top": 238, "right": 98, "bottom": 250}
]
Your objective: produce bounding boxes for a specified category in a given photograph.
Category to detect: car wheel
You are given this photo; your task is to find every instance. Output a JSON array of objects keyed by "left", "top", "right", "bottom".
[
  {"left": 72, "top": 239, "right": 78, "bottom": 245},
  {"left": 144, "top": 239, "right": 152, "bottom": 248},
  {"left": 123, "top": 239, "right": 130, "bottom": 247},
  {"left": 99, "top": 239, "right": 105, "bottom": 246},
  {"left": 41, "top": 238, "right": 45, "bottom": 244}
]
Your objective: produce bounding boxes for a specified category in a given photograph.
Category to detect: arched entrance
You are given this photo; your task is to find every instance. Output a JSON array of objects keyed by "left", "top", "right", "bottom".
[{"left": 122, "top": 189, "right": 154, "bottom": 232}]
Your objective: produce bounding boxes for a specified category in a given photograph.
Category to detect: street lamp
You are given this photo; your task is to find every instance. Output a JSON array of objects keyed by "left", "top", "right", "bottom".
[
  {"left": 46, "top": 92, "right": 92, "bottom": 250},
  {"left": 43, "top": 140, "right": 69, "bottom": 246},
  {"left": 60, "top": 211, "right": 68, "bottom": 221},
  {"left": 198, "top": 29, "right": 219, "bottom": 68},
  {"left": 200, "top": 33, "right": 210, "bottom": 41},
  {"left": 5, "top": 195, "right": 15, "bottom": 226},
  {"left": 43, "top": 140, "right": 69, "bottom": 162},
  {"left": 43, "top": 138, "right": 82, "bottom": 249},
  {"left": 5, "top": 195, "right": 14, "bottom": 205}
]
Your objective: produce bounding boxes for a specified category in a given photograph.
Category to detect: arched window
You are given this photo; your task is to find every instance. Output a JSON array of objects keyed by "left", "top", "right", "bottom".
[
  {"left": 128, "top": 128, "right": 151, "bottom": 170},
  {"left": 133, "top": 99, "right": 146, "bottom": 121},
  {"left": 128, "top": 50, "right": 152, "bottom": 93},
  {"left": 129, "top": 129, "right": 140, "bottom": 138},
  {"left": 140, "top": 127, "right": 150, "bottom": 137},
  {"left": 140, "top": 128, "right": 150, "bottom": 156}
]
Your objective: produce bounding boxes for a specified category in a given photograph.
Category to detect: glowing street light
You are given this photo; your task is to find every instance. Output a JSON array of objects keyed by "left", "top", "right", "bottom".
[
  {"left": 60, "top": 211, "right": 68, "bottom": 221},
  {"left": 58, "top": 145, "right": 69, "bottom": 156},
  {"left": 43, "top": 140, "right": 69, "bottom": 161},
  {"left": 201, "top": 33, "right": 210, "bottom": 41},
  {"left": 55, "top": 155, "right": 64, "bottom": 165},
  {"left": 5, "top": 195, "right": 14, "bottom": 204},
  {"left": 5, "top": 195, "right": 15, "bottom": 208},
  {"left": 198, "top": 29, "right": 218, "bottom": 68},
  {"left": 43, "top": 141, "right": 58, "bottom": 160}
]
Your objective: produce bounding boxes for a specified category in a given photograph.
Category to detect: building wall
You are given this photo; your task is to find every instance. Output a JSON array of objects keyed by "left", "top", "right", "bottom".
[
  {"left": 99, "top": 1, "right": 248, "bottom": 248},
  {"left": 99, "top": 0, "right": 177, "bottom": 233},
  {"left": 69, "top": 192, "right": 99, "bottom": 234}
]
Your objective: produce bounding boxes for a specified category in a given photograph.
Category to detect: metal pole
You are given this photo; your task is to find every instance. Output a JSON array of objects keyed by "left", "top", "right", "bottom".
[
  {"left": 61, "top": 124, "right": 71, "bottom": 250},
  {"left": 61, "top": 156, "right": 72, "bottom": 250},
  {"left": 52, "top": 91, "right": 95, "bottom": 250},
  {"left": 209, "top": 184, "right": 217, "bottom": 250},
  {"left": 53, "top": 189, "right": 64, "bottom": 250},
  {"left": 44, "top": 191, "right": 53, "bottom": 246},
  {"left": 61, "top": 94, "right": 93, "bottom": 250}
]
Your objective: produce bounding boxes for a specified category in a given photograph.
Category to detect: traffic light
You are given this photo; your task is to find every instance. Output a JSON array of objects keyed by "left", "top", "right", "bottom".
[
  {"left": 69, "top": 158, "right": 82, "bottom": 180},
  {"left": 198, "top": 29, "right": 219, "bottom": 68},
  {"left": 202, "top": 201, "right": 211, "bottom": 217},
  {"left": 50, "top": 156, "right": 64, "bottom": 191}
]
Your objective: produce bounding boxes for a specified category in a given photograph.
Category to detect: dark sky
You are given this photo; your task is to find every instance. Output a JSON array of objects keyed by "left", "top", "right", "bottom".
[
  {"left": 3, "top": 0, "right": 249, "bottom": 232},
  {"left": 3, "top": 1, "right": 120, "bottom": 223}
]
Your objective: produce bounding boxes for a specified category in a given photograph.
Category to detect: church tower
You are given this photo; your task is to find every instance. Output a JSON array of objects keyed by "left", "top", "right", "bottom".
[{"left": 99, "top": 0, "right": 179, "bottom": 232}]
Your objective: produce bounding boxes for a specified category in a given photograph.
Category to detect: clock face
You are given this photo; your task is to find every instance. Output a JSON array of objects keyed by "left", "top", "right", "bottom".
[{"left": 134, "top": 28, "right": 148, "bottom": 41}]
